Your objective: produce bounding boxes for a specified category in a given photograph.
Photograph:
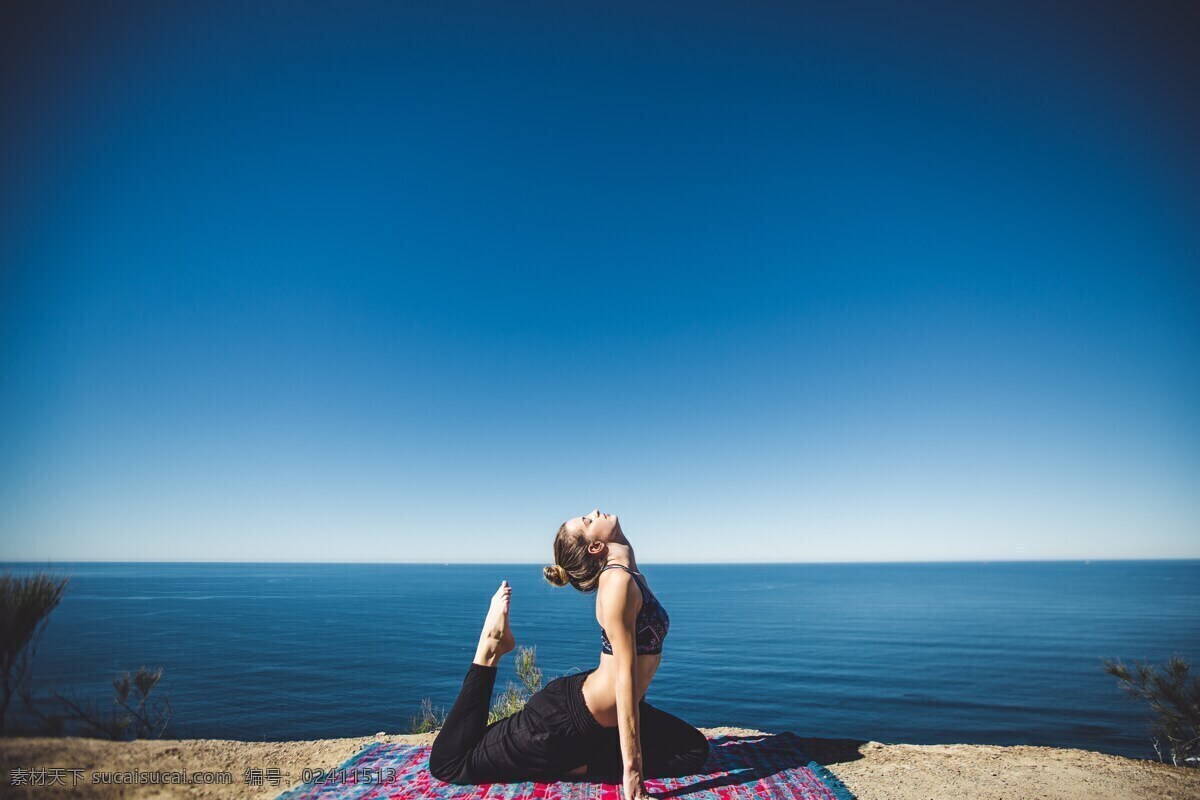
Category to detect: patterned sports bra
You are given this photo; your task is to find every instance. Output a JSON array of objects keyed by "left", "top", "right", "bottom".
[{"left": 598, "top": 564, "right": 670, "bottom": 656}]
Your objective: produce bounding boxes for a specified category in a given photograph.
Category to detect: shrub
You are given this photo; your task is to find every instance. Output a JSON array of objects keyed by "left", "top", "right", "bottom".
[
  {"left": 488, "top": 646, "right": 545, "bottom": 725},
  {"left": 411, "top": 646, "right": 550, "bottom": 734},
  {"left": 52, "top": 666, "right": 174, "bottom": 740},
  {"left": 409, "top": 697, "right": 447, "bottom": 734},
  {"left": 1, "top": 569, "right": 174, "bottom": 740},
  {"left": 1102, "top": 655, "right": 1200, "bottom": 767},
  {"left": 0, "top": 570, "right": 71, "bottom": 736}
]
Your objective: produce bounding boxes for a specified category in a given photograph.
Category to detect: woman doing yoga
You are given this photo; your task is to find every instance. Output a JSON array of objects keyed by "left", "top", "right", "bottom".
[{"left": 429, "top": 509, "right": 708, "bottom": 799}]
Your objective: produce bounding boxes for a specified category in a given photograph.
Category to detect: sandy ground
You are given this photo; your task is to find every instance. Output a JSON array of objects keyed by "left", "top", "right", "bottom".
[{"left": 2, "top": 727, "right": 1198, "bottom": 800}]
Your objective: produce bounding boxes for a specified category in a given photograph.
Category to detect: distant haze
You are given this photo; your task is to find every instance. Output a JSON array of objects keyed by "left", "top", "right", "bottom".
[{"left": 2, "top": 2, "right": 1197, "bottom": 563}]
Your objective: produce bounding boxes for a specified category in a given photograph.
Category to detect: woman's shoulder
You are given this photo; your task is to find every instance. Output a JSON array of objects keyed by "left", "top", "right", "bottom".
[
  {"left": 598, "top": 564, "right": 645, "bottom": 589},
  {"left": 597, "top": 565, "right": 646, "bottom": 607},
  {"left": 598, "top": 564, "right": 634, "bottom": 585}
]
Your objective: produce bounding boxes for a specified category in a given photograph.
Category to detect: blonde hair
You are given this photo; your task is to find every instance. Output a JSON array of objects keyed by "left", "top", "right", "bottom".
[
  {"left": 542, "top": 564, "right": 569, "bottom": 587},
  {"left": 543, "top": 520, "right": 604, "bottom": 592}
]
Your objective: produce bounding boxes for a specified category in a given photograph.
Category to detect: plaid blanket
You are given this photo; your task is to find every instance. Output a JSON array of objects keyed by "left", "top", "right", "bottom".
[{"left": 276, "top": 732, "right": 857, "bottom": 799}]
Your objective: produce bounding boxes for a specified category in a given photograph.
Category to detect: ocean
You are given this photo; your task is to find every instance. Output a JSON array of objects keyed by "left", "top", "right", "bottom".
[{"left": 3, "top": 561, "right": 1196, "bottom": 760}]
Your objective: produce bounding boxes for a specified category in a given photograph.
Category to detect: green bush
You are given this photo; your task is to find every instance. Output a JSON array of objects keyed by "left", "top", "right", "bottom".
[
  {"left": 409, "top": 697, "right": 447, "bottom": 735},
  {"left": 488, "top": 646, "right": 545, "bottom": 725},
  {"left": 1102, "top": 654, "right": 1200, "bottom": 767},
  {"left": 411, "top": 646, "right": 550, "bottom": 734}
]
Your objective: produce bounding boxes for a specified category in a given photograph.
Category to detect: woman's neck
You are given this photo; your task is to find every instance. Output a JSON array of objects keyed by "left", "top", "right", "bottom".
[{"left": 605, "top": 542, "right": 637, "bottom": 572}]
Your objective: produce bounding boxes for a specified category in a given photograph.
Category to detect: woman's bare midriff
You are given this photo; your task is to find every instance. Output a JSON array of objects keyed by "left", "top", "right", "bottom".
[
  {"left": 564, "top": 651, "right": 662, "bottom": 776},
  {"left": 582, "top": 651, "right": 662, "bottom": 726}
]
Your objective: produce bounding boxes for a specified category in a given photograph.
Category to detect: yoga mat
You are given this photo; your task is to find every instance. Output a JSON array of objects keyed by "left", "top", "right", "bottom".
[{"left": 275, "top": 732, "right": 857, "bottom": 799}]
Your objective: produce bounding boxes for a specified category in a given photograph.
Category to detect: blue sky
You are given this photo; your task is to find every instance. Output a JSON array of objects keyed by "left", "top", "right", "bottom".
[{"left": 2, "top": 1, "right": 1197, "bottom": 562}]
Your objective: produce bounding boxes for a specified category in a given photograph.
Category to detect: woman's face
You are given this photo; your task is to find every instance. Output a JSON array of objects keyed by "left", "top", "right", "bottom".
[{"left": 571, "top": 508, "right": 621, "bottom": 545}]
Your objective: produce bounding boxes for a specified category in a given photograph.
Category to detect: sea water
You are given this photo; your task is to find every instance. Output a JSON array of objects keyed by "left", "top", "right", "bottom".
[{"left": 3, "top": 560, "right": 1196, "bottom": 760}]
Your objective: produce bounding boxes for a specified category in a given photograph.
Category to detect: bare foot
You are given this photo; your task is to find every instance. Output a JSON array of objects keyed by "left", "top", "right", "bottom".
[{"left": 473, "top": 581, "right": 516, "bottom": 667}]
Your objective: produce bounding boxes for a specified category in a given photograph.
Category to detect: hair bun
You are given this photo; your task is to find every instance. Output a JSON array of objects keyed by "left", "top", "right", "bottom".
[{"left": 543, "top": 564, "right": 569, "bottom": 587}]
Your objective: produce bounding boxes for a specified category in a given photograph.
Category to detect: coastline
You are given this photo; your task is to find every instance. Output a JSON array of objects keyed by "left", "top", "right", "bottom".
[{"left": 3, "top": 728, "right": 1198, "bottom": 800}]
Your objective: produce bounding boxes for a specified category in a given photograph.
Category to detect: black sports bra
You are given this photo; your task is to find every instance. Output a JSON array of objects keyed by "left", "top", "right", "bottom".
[{"left": 598, "top": 564, "right": 670, "bottom": 656}]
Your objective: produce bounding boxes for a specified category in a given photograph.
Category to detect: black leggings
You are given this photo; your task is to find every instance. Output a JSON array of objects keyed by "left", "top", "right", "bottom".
[{"left": 428, "top": 663, "right": 709, "bottom": 785}]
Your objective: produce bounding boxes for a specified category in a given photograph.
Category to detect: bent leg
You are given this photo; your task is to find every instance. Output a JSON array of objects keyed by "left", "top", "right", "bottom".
[
  {"left": 428, "top": 663, "right": 497, "bottom": 783},
  {"left": 458, "top": 712, "right": 555, "bottom": 784},
  {"left": 432, "top": 671, "right": 582, "bottom": 785},
  {"left": 585, "top": 700, "right": 710, "bottom": 781},
  {"left": 638, "top": 701, "right": 710, "bottom": 778},
  {"left": 430, "top": 581, "right": 517, "bottom": 784},
  {"left": 457, "top": 676, "right": 588, "bottom": 784}
]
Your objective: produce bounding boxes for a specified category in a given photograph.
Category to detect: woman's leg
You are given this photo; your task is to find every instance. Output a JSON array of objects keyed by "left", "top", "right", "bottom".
[
  {"left": 638, "top": 701, "right": 710, "bottom": 777},
  {"left": 428, "top": 582, "right": 516, "bottom": 783},
  {"left": 427, "top": 663, "right": 499, "bottom": 783},
  {"left": 587, "top": 700, "right": 710, "bottom": 781},
  {"left": 439, "top": 678, "right": 580, "bottom": 785}
]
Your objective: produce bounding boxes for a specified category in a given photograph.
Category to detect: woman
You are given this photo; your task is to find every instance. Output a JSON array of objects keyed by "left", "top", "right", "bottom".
[{"left": 428, "top": 509, "right": 709, "bottom": 799}]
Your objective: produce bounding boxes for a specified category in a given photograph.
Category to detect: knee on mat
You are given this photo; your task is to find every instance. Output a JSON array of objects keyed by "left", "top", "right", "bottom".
[
  {"left": 429, "top": 764, "right": 469, "bottom": 785},
  {"left": 683, "top": 731, "right": 710, "bottom": 771},
  {"left": 427, "top": 753, "right": 463, "bottom": 784}
]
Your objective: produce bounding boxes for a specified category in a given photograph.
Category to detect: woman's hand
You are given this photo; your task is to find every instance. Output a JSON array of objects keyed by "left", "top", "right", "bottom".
[{"left": 624, "top": 769, "right": 655, "bottom": 799}]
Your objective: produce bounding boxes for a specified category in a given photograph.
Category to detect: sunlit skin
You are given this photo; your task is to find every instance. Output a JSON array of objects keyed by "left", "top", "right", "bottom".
[{"left": 471, "top": 509, "right": 657, "bottom": 798}]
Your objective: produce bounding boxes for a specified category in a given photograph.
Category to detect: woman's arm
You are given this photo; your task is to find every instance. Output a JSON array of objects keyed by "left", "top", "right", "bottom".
[{"left": 599, "top": 574, "right": 652, "bottom": 799}]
